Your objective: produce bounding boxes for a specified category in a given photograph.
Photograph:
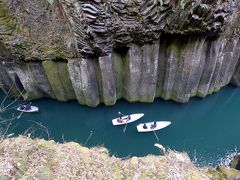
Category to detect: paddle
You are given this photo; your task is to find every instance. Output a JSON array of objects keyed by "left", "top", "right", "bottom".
[
  {"left": 123, "top": 118, "right": 129, "bottom": 133},
  {"left": 151, "top": 122, "right": 159, "bottom": 141},
  {"left": 17, "top": 110, "right": 24, "bottom": 119},
  {"left": 153, "top": 129, "right": 159, "bottom": 141},
  {"left": 85, "top": 130, "right": 93, "bottom": 146},
  {"left": 118, "top": 111, "right": 125, "bottom": 117},
  {"left": 119, "top": 112, "right": 129, "bottom": 133}
]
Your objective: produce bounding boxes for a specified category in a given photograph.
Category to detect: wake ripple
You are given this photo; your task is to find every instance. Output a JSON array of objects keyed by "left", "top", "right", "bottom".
[{"left": 217, "top": 147, "right": 239, "bottom": 167}]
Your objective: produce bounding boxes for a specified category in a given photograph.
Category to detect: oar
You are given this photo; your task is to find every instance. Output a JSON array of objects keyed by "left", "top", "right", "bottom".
[
  {"left": 118, "top": 112, "right": 129, "bottom": 133},
  {"left": 17, "top": 111, "right": 24, "bottom": 119},
  {"left": 153, "top": 129, "right": 159, "bottom": 141},
  {"left": 123, "top": 119, "right": 129, "bottom": 133},
  {"left": 118, "top": 111, "right": 125, "bottom": 117},
  {"left": 85, "top": 130, "right": 93, "bottom": 146}
]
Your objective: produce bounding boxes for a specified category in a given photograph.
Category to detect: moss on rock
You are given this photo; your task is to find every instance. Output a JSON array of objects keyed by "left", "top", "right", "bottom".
[
  {"left": 0, "top": 2, "right": 22, "bottom": 35},
  {"left": 0, "top": 1, "right": 24, "bottom": 57},
  {"left": 230, "top": 154, "right": 240, "bottom": 170},
  {"left": 42, "top": 61, "right": 75, "bottom": 101},
  {"left": 207, "top": 168, "right": 224, "bottom": 180},
  {"left": 216, "top": 166, "right": 240, "bottom": 179},
  {"left": 0, "top": 136, "right": 239, "bottom": 179},
  {"left": 0, "top": 1, "right": 75, "bottom": 61}
]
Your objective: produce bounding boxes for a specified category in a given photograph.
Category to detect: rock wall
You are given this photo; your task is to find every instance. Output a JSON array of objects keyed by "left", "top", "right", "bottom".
[
  {"left": 0, "top": 0, "right": 240, "bottom": 106},
  {"left": 1, "top": 35, "right": 240, "bottom": 106}
]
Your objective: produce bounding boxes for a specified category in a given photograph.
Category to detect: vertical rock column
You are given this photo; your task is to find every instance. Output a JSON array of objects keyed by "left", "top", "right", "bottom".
[
  {"left": 124, "top": 44, "right": 142, "bottom": 102},
  {"left": 156, "top": 39, "right": 179, "bottom": 100},
  {"left": 172, "top": 38, "right": 206, "bottom": 102},
  {"left": 42, "top": 61, "right": 76, "bottom": 101},
  {"left": 139, "top": 42, "right": 159, "bottom": 102},
  {"left": 124, "top": 42, "right": 159, "bottom": 102},
  {"left": 199, "top": 37, "right": 240, "bottom": 96},
  {"left": 215, "top": 38, "right": 240, "bottom": 90},
  {"left": 231, "top": 38, "right": 240, "bottom": 86},
  {"left": 157, "top": 37, "right": 208, "bottom": 102},
  {"left": 97, "top": 54, "right": 116, "bottom": 105},
  {"left": 207, "top": 39, "right": 227, "bottom": 94},
  {"left": 197, "top": 39, "right": 225, "bottom": 97},
  {"left": 112, "top": 50, "right": 125, "bottom": 100},
  {"left": 67, "top": 58, "right": 100, "bottom": 107}
]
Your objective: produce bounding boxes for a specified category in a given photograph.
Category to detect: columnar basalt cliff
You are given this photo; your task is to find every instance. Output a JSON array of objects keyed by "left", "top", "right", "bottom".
[{"left": 0, "top": 0, "right": 240, "bottom": 106}]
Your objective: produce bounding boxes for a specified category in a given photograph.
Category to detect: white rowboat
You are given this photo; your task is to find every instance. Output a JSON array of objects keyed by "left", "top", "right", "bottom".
[
  {"left": 17, "top": 105, "right": 39, "bottom": 112},
  {"left": 137, "top": 121, "right": 171, "bottom": 132},
  {"left": 112, "top": 113, "right": 144, "bottom": 126}
]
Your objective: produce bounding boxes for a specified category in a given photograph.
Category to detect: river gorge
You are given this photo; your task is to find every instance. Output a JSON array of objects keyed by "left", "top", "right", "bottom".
[{"left": 1, "top": 0, "right": 240, "bottom": 179}]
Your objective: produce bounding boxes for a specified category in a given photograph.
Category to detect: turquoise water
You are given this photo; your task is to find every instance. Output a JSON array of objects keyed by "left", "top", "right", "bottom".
[{"left": 1, "top": 86, "right": 240, "bottom": 167}]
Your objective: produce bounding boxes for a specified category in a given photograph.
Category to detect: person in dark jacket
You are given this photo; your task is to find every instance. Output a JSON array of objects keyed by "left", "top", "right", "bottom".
[
  {"left": 151, "top": 121, "right": 157, "bottom": 129},
  {"left": 143, "top": 123, "right": 147, "bottom": 129},
  {"left": 24, "top": 102, "right": 31, "bottom": 111}
]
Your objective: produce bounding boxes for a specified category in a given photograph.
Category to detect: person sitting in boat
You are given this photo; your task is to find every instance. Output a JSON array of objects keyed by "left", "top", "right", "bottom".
[
  {"left": 154, "top": 121, "right": 157, "bottom": 127},
  {"left": 117, "top": 117, "right": 123, "bottom": 123},
  {"left": 151, "top": 121, "right": 157, "bottom": 129},
  {"left": 143, "top": 123, "right": 147, "bottom": 129},
  {"left": 127, "top": 115, "right": 131, "bottom": 120},
  {"left": 24, "top": 103, "right": 32, "bottom": 111},
  {"left": 19, "top": 105, "right": 25, "bottom": 110}
]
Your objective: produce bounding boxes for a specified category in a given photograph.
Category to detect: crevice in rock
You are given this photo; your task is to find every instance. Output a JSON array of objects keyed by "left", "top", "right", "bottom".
[
  {"left": 13, "top": 73, "right": 25, "bottom": 94},
  {"left": 112, "top": 46, "right": 128, "bottom": 100}
]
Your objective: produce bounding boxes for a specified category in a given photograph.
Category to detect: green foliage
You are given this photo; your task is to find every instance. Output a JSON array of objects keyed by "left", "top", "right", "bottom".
[
  {"left": 47, "top": 0, "right": 54, "bottom": 5},
  {"left": 180, "top": 0, "right": 185, "bottom": 9},
  {"left": 0, "top": 2, "right": 22, "bottom": 35},
  {"left": 159, "top": 0, "right": 163, "bottom": 6}
]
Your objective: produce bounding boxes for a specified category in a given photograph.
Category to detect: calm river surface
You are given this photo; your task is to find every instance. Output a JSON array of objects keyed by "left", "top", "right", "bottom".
[{"left": 1, "top": 86, "right": 240, "bottom": 167}]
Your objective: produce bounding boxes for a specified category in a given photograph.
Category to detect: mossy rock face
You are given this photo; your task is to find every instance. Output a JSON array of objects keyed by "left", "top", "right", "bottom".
[
  {"left": 0, "top": 2, "right": 22, "bottom": 35},
  {"left": 0, "top": 2, "right": 23, "bottom": 57},
  {"left": 80, "top": 147, "right": 90, "bottom": 155},
  {"left": 217, "top": 166, "right": 240, "bottom": 179},
  {"left": 187, "top": 170, "right": 209, "bottom": 180},
  {"left": 35, "top": 167, "right": 54, "bottom": 179},
  {"left": 207, "top": 168, "right": 224, "bottom": 180},
  {"left": 42, "top": 61, "right": 75, "bottom": 101},
  {"left": 0, "top": 0, "right": 75, "bottom": 61},
  {"left": 130, "top": 157, "right": 138, "bottom": 169},
  {"left": 2, "top": 137, "right": 240, "bottom": 179},
  {"left": 230, "top": 154, "right": 240, "bottom": 170},
  {"left": 114, "top": 167, "right": 122, "bottom": 180}
]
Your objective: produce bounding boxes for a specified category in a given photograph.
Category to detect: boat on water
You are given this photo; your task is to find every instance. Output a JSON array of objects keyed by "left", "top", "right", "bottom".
[
  {"left": 112, "top": 113, "right": 144, "bottom": 125},
  {"left": 17, "top": 104, "right": 39, "bottom": 112},
  {"left": 137, "top": 121, "right": 171, "bottom": 132}
]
